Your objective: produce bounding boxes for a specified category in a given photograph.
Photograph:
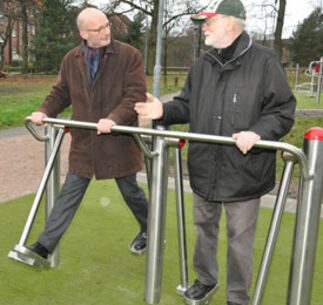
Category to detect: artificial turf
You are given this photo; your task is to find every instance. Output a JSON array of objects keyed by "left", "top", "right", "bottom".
[{"left": 0, "top": 179, "right": 322, "bottom": 305}]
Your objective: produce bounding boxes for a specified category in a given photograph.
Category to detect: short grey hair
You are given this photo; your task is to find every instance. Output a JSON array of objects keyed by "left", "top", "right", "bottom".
[{"left": 235, "top": 16, "right": 245, "bottom": 30}]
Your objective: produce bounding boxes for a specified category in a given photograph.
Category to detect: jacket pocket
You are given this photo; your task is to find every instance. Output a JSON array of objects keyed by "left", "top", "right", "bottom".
[{"left": 226, "top": 86, "right": 261, "bottom": 131}]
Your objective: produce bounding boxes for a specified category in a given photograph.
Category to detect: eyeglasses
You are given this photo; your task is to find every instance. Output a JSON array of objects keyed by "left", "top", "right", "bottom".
[
  {"left": 85, "top": 22, "right": 110, "bottom": 33},
  {"left": 205, "top": 16, "right": 227, "bottom": 26}
]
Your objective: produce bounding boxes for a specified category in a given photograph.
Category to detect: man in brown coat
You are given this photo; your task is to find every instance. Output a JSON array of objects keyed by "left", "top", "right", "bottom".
[{"left": 27, "top": 7, "right": 149, "bottom": 263}]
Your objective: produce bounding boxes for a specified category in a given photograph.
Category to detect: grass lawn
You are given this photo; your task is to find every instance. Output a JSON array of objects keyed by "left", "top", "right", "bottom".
[
  {"left": 1, "top": 180, "right": 322, "bottom": 305},
  {"left": 294, "top": 91, "right": 323, "bottom": 109},
  {"left": 0, "top": 75, "right": 186, "bottom": 130},
  {"left": 1, "top": 75, "right": 321, "bottom": 130}
]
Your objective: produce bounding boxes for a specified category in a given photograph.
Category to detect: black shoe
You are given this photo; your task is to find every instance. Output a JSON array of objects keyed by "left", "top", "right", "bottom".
[
  {"left": 184, "top": 279, "right": 218, "bottom": 302},
  {"left": 129, "top": 231, "right": 147, "bottom": 255},
  {"left": 27, "top": 242, "right": 49, "bottom": 259},
  {"left": 227, "top": 302, "right": 243, "bottom": 305}
]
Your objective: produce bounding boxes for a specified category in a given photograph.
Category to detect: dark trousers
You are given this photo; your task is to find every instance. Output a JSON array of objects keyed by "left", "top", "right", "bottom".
[
  {"left": 193, "top": 193, "right": 260, "bottom": 305},
  {"left": 38, "top": 173, "right": 148, "bottom": 253}
]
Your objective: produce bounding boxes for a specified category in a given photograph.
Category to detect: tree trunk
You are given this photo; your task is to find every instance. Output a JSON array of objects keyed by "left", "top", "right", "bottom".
[
  {"left": 20, "top": 1, "right": 29, "bottom": 74},
  {"left": 0, "top": 1, "right": 15, "bottom": 67},
  {"left": 274, "top": 0, "right": 286, "bottom": 60}
]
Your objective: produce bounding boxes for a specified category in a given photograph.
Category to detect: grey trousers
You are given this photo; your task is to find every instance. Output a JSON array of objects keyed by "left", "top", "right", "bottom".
[
  {"left": 38, "top": 173, "right": 148, "bottom": 253},
  {"left": 193, "top": 193, "right": 260, "bottom": 305}
]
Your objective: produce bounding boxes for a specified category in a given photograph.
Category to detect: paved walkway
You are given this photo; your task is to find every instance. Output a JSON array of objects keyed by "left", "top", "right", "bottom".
[
  {"left": 295, "top": 109, "right": 323, "bottom": 117},
  {"left": 1, "top": 93, "right": 322, "bottom": 218}
]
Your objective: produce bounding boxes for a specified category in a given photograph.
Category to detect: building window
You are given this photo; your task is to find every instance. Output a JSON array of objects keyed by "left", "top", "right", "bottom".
[
  {"left": 0, "top": 13, "right": 4, "bottom": 25},
  {"left": 12, "top": 29, "right": 16, "bottom": 38}
]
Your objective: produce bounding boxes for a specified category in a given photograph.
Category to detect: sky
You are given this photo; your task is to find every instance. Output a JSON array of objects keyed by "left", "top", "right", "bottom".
[
  {"left": 78, "top": 0, "right": 322, "bottom": 38},
  {"left": 246, "top": 0, "right": 322, "bottom": 38}
]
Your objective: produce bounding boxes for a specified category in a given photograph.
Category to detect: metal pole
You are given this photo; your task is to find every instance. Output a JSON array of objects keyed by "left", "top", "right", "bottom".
[
  {"left": 17, "top": 128, "right": 65, "bottom": 246},
  {"left": 315, "top": 57, "right": 323, "bottom": 105},
  {"left": 152, "top": 0, "right": 165, "bottom": 99},
  {"left": 309, "top": 67, "right": 315, "bottom": 98},
  {"left": 252, "top": 154, "right": 295, "bottom": 305},
  {"left": 295, "top": 64, "right": 299, "bottom": 92},
  {"left": 45, "top": 125, "right": 60, "bottom": 267},
  {"left": 174, "top": 147, "right": 189, "bottom": 295},
  {"left": 144, "top": 133, "right": 169, "bottom": 304},
  {"left": 193, "top": 24, "right": 197, "bottom": 62},
  {"left": 150, "top": 0, "right": 165, "bottom": 195},
  {"left": 287, "top": 127, "right": 323, "bottom": 305},
  {"left": 144, "top": 5, "right": 149, "bottom": 74},
  {"left": 30, "top": 117, "right": 311, "bottom": 182},
  {"left": 147, "top": 1, "right": 167, "bottom": 296}
]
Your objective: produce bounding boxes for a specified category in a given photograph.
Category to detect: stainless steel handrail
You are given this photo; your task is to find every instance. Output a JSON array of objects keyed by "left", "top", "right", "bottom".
[
  {"left": 24, "top": 118, "right": 49, "bottom": 142},
  {"left": 24, "top": 116, "right": 311, "bottom": 181}
]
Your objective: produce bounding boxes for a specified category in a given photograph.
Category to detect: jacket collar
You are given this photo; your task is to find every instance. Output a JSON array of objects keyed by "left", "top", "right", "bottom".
[
  {"left": 73, "top": 39, "right": 118, "bottom": 57},
  {"left": 204, "top": 31, "right": 252, "bottom": 67}
]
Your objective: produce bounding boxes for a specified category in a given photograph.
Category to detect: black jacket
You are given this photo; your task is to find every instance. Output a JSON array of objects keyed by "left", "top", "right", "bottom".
[{"left": 161, "top": 32, "right": 296, "bottom": 202}]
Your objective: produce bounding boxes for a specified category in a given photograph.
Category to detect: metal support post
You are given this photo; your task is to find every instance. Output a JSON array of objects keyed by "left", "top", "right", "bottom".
[
  {"left": 8, "top": 128, "right": 65, "bottom": 268},
  {"left": 315, "top": 57, "right": 322, "bottom": 105},
  {"left": 294, "top": 64, "right": 299, "bottom": 92},
  {"left": 309, "top": 68, "right": 316, "bottom": 98},
  {"left": 174, "top": 146, "right": 189, "bottom": 295},
  {"left": 252, "top": 152, "right": 296, "bottom": 305},
  {"left": 45, "top": 124, "right": 61, "bottom": 267},
  {"left": 144, "top": 131, "right": 169, "bottom": 304},
  {"left": 287, "top": 127, "right": 323, "bottom": 305}
]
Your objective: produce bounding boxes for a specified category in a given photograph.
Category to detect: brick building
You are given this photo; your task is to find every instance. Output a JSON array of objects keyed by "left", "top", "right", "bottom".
[{"left": 0, "top": 1, "right": 40, "bottom": 66}]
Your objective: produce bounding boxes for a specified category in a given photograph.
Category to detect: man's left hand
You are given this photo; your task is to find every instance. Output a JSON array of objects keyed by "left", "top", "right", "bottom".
[
  {"left": 97, "top": 118, "right": 116, "bottom": 135},
  {"left": 232, "top": 131, "right": 261, "bottom": 154}
]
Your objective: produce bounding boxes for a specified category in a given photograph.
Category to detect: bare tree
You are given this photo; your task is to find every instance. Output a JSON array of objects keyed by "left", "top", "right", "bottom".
[
  {"left": 247, "top": 3, "right": 272, "bottom": 45},
  {"left": 16, "top": 0, "right": 31, "bottom": 73},
  {"left": 273, "top": 0, "right": 286, "bottom": 59},
  {"left": 246, "top": 1, "right": 287, "bottom": 59},
  {"left": 0, "top": 0, "right": 39, "bottom": 70},
  {"left": 162, "top": 2, "right": 192, "bottom": 84},
  {"left": 0, "top": 1, "right": 16, "bottom": 67},
  {"left": 105, "top": 0, "right": 212, "bottom": 74}
]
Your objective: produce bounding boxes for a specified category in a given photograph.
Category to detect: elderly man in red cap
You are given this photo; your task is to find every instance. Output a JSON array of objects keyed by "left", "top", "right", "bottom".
[{"left": 135, "top": 0, "right": 296, "bottom": 304}]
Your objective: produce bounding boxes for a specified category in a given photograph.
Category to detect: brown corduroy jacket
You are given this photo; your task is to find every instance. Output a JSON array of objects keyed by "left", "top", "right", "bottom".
[{"left": 38, "top": 40, "right": 146, "bottom": 179}]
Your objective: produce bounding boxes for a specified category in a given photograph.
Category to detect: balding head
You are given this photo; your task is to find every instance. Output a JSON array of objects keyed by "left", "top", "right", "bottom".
[
  {"left": 77, "top": 7, "right": 111, "bottom": 48},
  {"left": 77, "top": 7, "right": 107, "bottom": 31}
]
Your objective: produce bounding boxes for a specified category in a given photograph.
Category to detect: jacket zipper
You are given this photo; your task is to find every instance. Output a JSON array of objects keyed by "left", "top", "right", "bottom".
[
  {"left": 206, "top": 32, "right": 253, "bottom": 68},
  {"left": 232, "top": 93, "right": 237, "bottom": 126}
]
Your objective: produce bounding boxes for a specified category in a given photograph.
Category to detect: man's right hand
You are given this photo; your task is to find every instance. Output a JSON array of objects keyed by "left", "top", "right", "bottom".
[
  {"left": 30, "top": 111, "right": 47, "bottom": 125},
  {"left": 134, "top": 92, "right": 163, "bottom": 120}
]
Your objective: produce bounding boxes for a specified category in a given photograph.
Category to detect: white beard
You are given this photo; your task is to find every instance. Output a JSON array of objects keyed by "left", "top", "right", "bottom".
[
  {"left": 204, "top": 33, "right": 218, "bottom": 48},
  {"left": 204, "top": 30, "right": 229, "bottom": 49}
]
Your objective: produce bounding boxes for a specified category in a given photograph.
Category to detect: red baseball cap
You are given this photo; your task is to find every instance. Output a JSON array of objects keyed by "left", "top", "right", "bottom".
[
  {"left": 190, "top": 0, "right": 246, "bottom": 21},
  {"left": 190, "top": 12, "right": 218, "bottom": 21}
]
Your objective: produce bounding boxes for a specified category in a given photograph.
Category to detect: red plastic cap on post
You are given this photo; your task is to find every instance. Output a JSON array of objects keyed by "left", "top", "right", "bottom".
[
  {"left": 315, "top": 63, "right": 320, "bottom": 73},
  {"left": 179, "top": 139, "right": 186, "bottom": 148},
  {"left": 304, "top": 127, "right": 323, "bottom": 141}
]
